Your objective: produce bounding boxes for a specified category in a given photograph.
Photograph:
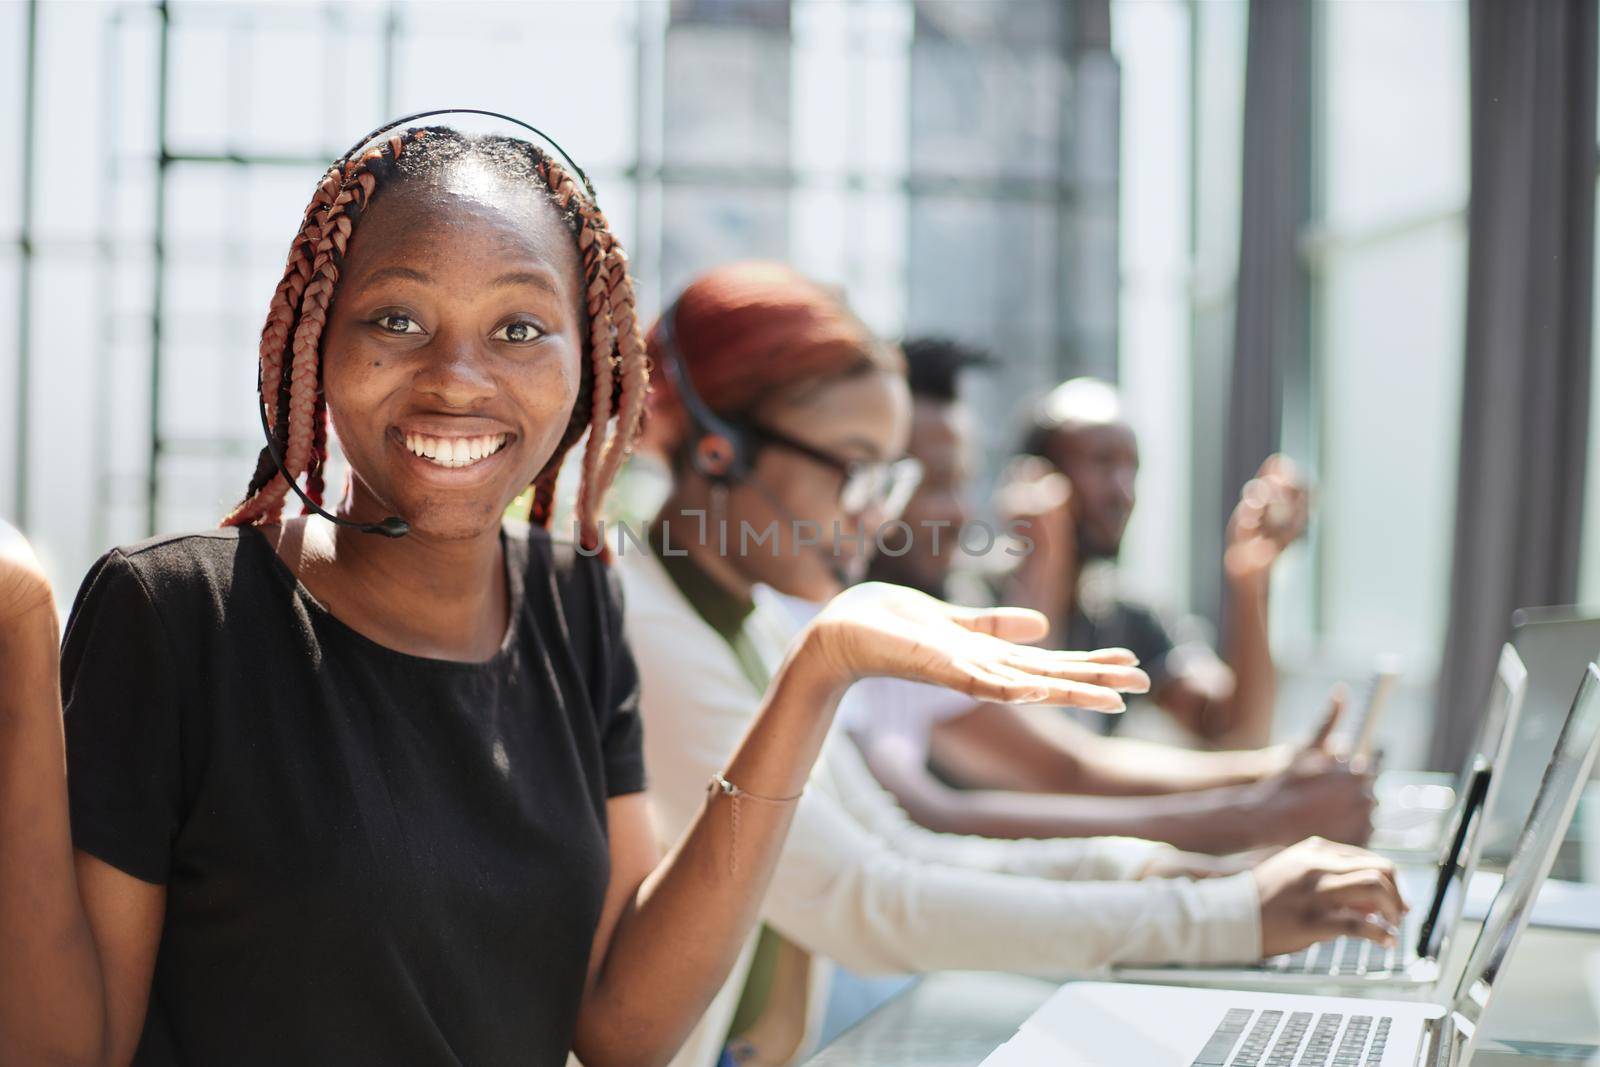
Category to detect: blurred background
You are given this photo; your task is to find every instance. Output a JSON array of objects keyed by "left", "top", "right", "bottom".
[{"left": 0, "top": 0, "right": 1589, "bottom": 772}]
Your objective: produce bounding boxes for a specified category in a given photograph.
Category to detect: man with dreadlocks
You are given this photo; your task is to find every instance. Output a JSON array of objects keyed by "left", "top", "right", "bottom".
[{"left": 0, "top": 121, "right": 1146, "bottom": 1067}]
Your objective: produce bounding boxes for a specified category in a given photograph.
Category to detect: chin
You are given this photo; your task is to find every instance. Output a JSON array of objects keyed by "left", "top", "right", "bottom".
[{"left": 387, "top": 496, "right": 513, "bottom": 542}]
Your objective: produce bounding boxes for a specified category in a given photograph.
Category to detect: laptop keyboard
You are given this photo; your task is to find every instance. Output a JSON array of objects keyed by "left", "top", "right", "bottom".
[
  {"left": 1192, "top": 1008, "right": 1394, "bottom": 1066},
  {"left": 1263, "top": 936, "right": 1401, "bottom": 976}
]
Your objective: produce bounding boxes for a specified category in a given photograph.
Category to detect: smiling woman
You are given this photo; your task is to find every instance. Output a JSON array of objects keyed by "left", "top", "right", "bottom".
[{"left": 0, "top": 120, "right": 1149, "bottom": 1067}]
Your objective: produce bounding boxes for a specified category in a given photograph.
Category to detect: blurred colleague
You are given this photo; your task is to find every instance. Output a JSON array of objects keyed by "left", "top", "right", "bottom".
[
  {"left": 995, "top": 377, "right": 1309, "bottom": 749},
  {"left": 854, "top": 339, "right": 1373, "bottom": 856},
  {"left": 622, "top": 265, "right": 1406, "bottom": 1067}
]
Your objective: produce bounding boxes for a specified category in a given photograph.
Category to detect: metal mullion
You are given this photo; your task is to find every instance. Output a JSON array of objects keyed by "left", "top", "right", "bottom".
[
  {"left": 146, "top": 0, "right": 171, "bottom": 537},
  {"left": 92, "top": 4, "right": 127, "bottom": 551},
  {"left": 14, "top": 0, "right": 39, "bottom": 527}
]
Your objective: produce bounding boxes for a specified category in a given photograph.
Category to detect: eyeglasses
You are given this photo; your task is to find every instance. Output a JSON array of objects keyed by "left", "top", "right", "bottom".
[{"left": 746, "top": 423, "right": 924, "bottom": 519}]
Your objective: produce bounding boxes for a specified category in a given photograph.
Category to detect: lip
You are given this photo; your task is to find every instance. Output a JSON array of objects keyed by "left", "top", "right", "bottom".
[{"left": 387, "top": 425, "right": 516, "bottom": 486}]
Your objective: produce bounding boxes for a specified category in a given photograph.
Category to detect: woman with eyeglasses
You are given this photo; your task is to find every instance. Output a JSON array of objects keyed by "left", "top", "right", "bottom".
[{"left": 618, "top": 263, "right": 1402, "bottom": 1067}]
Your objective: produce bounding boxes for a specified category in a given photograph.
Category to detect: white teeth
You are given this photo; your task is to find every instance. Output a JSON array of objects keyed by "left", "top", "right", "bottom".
[{"left": 402, "top": 431, "right": 508, "bottom": 469}]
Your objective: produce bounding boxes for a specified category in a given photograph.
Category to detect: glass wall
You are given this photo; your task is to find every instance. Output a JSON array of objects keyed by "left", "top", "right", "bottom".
[{"left": 0, "top": 0, "right": 1112, "bottom": 602}]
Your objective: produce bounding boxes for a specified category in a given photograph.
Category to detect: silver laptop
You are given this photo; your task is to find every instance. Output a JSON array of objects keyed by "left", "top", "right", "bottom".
[
  {"left": 1117, "top": 645, "right": 1527, "bottom": 990},
  {"left": 1481, "top": 608, "right": 1600, "bottom": 862},
  {"left": 981, "top": 662, "right": 1600, "bottom": 1067}
]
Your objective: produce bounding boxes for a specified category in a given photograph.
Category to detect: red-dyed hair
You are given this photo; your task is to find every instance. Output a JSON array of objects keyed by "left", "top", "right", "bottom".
[
  {"left": 645, "top": 261, "right": 900, "bottom": 455},
  {"left": 222, "top": 127, "right": 649, "bottom": 551}
]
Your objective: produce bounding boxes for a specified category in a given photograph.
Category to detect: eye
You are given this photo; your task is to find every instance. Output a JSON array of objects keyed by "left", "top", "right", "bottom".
[
  {"left": 374, "top": 313, "right": 424, "bottom": 335},
  {"left": 492, "top": 320, "right": 545, "bottom": 344}
]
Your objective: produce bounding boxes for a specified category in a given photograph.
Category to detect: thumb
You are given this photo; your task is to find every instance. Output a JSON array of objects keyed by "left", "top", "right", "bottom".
[{"left": 1307, "top": 684, "right": 1349, "bottom": 751}]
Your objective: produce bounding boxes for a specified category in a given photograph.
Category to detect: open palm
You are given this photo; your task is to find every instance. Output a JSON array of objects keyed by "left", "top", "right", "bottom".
[{"left": 808, "top": 581, "right": 1148, "bottom": 711}]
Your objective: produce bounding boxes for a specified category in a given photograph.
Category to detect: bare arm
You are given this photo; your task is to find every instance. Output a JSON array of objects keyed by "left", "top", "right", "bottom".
[
  {"left": 928, "top": 702, "right": 1278, "bottom": 797},
  {"left": 921, "top": 690, "right": 1374, "bottom": 853},
  {"left": 0, "top": 534, "right": 163, "bottom": 1067},
  {"left": 855, "top": 727, "right": 1280, "bottom": 855},
  {"left": 1168, "top": 456, "right": 1310, "bottom": 748},
  {"left": 570, "top": 585, "right": 1149, "bottom": 1067}
]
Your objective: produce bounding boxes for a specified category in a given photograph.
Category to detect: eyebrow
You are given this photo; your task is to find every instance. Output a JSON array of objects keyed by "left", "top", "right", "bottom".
[
  {"left": 834, "top": 435, "right": 885, "bottom": 461},
  {"left": 357, "top": 266, "right": 561, "bottom": 295}
]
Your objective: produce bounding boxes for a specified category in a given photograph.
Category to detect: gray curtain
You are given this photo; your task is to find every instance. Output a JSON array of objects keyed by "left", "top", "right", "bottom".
[
  {"left": 1206, "top": 0, "right": 1312, "bottom": 625},
  {"left": 1431, "top": 0, "right": 1598, "bottom": 771}
]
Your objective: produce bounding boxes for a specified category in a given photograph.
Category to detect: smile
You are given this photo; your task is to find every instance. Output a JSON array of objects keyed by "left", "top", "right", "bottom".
[{"left": 403, "top": 432, "right": 510, "bottom": 469}]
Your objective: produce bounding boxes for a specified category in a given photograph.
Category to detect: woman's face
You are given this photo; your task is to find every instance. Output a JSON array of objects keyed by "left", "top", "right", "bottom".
[
  {"left": 725, "top": 368, "right": 912, "bottom": 601},
  {"left": 320, "top": 170, "right": 585, "bottom": 542}
]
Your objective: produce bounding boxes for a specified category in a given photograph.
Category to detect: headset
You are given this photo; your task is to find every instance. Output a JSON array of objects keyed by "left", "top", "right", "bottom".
[
  {"left": 652, "top": 299, "right": 869, "bottom": 589},
  {"left": 254, "top": 108, "right": 596, "bottom": 539},
  {"left": 652, "top": 298, "right": 755, "bottom": 485}
]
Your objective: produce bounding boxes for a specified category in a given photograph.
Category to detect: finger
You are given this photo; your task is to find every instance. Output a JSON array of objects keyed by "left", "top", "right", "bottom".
[
  {"left": 945, "top": 661, "right": 1050, "bottom": 705},
  {"left": 960, "top": 657, "right": 1127, "bottom": 714},
  {"left": 1313, "top": 912, "right": 1399, "bottom": 949},
  {"left": 1315, "top": 873, "right": 1405, "bottom": 928},
  {"left": 968, "top": 662, "right": 1129, "bottom": 712},
  {"left": 1018, "top": 674, "right": 1129, "bottom": 712},
  {"left": 944, "top": 605, "right": 1050, "bottom": 644},
  {"left": 1049, "top": 647, "right": 1141, "bottom": 666},
  {"left": 1308, "top": 685, "right": 1349, "bottom": 750},
  {"left": 998, "top": 651, "right": 1151, "bottom": 693}
]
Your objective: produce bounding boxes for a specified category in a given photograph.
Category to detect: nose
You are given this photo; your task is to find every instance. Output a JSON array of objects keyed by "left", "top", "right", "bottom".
[
  {"left": 413, "top": 332, "right": 496, "bottom": 409},
  {"left": 1115, "top": 469, "right": 1137, "bottom": 508}
]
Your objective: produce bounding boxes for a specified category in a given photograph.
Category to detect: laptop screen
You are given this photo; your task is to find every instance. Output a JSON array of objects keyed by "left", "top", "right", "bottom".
[
  {"left": 1417, "top": 645, "right": 1527, "bottom": 960},
  {"left": 1451, "top": 664, "right": 1600, "bottom": 1042},
  {"left": 1492, "top": 613, "right": 1600, "bottom": 860}
]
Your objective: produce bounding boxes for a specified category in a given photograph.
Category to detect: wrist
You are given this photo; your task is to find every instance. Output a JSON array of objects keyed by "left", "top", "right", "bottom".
[
  {"left": 1224, "top": 554, "right": 1273, "bottom": 589},
  {"left": 787, "top": 621, "right": 859, "bottom": 703}
]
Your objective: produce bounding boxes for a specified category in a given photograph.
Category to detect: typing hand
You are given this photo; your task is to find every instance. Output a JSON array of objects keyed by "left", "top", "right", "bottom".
[
  {"left": 1242, "top": 687, "right": 1376, "bottom": 847},
  {"left": 806, "top": 582, "right": 1149, "bottom": 711},
  {"left": 1253, "top": 838, "right": 1407, "bottom": 957}
]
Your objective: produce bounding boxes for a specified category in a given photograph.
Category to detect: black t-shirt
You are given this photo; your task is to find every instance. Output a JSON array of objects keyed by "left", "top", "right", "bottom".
[
  {"left": 59, "top": 523, "right": 645, "bottom": 1066},
  {"left": 1061, "top": 598, "right": 1177, "bottom": 736}
]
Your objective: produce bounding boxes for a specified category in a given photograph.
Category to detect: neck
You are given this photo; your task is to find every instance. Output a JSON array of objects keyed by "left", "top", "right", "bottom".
[
  {"left": 655, "top": 488, "right": 756, "bottom": 605},
  {"left": 282, "top": 496, "right": 508, "bottom": 661}
]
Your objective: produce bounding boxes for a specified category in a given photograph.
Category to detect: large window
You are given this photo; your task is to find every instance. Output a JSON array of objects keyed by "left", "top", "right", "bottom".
[{"left": 1, "top": 0, "right": 1113, "bottom": 600}]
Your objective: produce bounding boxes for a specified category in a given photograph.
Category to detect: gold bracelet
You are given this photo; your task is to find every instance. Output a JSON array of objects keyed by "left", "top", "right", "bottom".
[{"left": 707, "top": 773, "right": 804, "bottom": 875}]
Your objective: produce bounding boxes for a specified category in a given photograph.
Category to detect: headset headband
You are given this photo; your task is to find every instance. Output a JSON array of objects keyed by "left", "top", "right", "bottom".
[
  {"left": 337, "top": 107, "right": 597, "bottom": 202},
  {"left": 654, "top": 299, "right": 744, "bottom": 444}
]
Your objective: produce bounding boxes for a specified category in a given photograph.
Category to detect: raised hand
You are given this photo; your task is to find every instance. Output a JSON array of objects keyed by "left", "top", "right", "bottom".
[
  {"left": 995, "top": 456, "right": 1076, "bottom": 620},
  {"left": 1254, "top": 837, "right": 1406, "bottom": 957},
  {"left": 1225, "top": 454, "right": 1311, "bottom": 580},
  {"left": 806, "top": 581, "right": 1148, "bottom": 712}
]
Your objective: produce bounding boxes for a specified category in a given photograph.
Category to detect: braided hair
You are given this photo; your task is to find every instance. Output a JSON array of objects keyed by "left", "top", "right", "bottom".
[{"left": 221, "top": 126, "right": 649, "bottom": 552}]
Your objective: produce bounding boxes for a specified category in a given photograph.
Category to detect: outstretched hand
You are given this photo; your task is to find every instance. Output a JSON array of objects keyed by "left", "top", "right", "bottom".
[{"left": 806, "top": 581, "right": 1149, "bottom": 711}]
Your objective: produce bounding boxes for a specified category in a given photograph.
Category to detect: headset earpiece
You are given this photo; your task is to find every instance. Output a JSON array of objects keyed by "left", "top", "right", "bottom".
[{"left": 693, "top": 433, "right": 739, "bottom": 478}]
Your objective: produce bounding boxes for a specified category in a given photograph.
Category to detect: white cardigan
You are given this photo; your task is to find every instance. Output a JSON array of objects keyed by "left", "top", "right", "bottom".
[{"left": 616, "top": 546, "right": 1261, "bottom": 1067}]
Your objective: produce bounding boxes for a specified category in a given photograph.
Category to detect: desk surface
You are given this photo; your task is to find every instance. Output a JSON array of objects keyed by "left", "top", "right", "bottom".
[{"left": 804, "top": 927, "right": 1600, "bottom": 1066}]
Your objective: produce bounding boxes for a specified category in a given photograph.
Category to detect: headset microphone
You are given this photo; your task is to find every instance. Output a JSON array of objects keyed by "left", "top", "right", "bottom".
[{"left": 256, "top": 393, "right": 410, "bottom": 539}]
